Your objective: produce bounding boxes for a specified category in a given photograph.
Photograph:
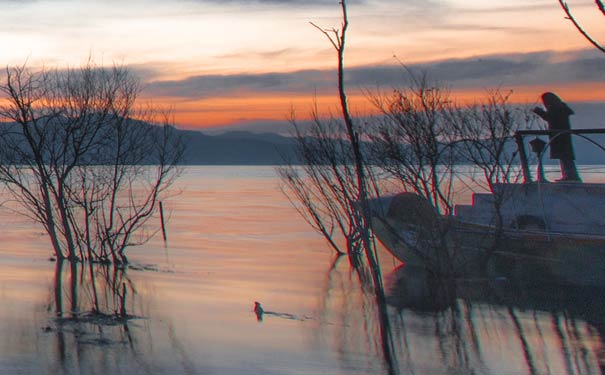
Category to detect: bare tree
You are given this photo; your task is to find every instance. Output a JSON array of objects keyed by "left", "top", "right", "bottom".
[
  {"left": 278, "top": 109, "right": 373, "bottom": 257},
  {"left": 279, "top": 9, "right": 399, "bottom": 363},
  {"left": 367, "top": 74, "right": 462, "bottom": 275},
  {"left": 311, "top": 1, "right": 386, "bottom": 292},
  {"left": 280, "top": 4, "right": 397, "bottom": 367},
  {"left": 558, "top": 0, "right": 605, "bottom": 53},
  {"left": 449, "top": 90, "right": 534, "bottom": 261},
  {"left": 279, "top": 1, "right": 386, "bottom": 289},
  {"left": 0, "top": 61, "right": 183, "bottom": 263},
  {"left": 368, "top": 76, "right": 537, "bottom": 274},
  {"left": 369, "top": 73, "right": 457, "bottom": 216}
]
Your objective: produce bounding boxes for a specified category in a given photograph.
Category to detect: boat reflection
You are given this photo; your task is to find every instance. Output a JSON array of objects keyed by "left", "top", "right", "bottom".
[{"left": 315, "top": 259, "right": 605, "bottom": 375}]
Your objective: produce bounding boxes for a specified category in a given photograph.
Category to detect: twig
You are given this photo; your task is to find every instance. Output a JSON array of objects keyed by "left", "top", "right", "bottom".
[
  {"left": 159, "top": 201, "right": 167, "bottom": 242},
  {"left": 558, "top": 0, "right": 605, "bottom": 53}
]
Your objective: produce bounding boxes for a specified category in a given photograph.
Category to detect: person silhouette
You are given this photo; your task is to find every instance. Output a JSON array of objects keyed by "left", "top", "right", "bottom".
[{"left": 532, "top": 92, "right": 581, "bottom": 182}]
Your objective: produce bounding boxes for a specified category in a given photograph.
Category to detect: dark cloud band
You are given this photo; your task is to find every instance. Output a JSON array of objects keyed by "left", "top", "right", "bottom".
[{"left": 144, "top": 49, "right": 605, "bottom": 99}]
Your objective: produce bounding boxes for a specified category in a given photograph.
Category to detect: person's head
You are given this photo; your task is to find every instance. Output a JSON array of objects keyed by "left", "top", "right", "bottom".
[{"left": 541, "top": 92, "right": 573, "bottom": 115}]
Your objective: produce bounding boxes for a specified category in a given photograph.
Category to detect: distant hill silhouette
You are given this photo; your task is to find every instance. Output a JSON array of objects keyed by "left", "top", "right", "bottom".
[
  {"left": 0, "top": 117, "right": 297, "bottom": 166},
  {"left": 180, "top": 128, "right": 605, "bottom": 166},
  {"left": 181, "top": 130, "right": 297, "bottom": 165},
  {"left": 4, "top": 116, "right": 603, "bottom": 166},
  {"left": 193, "top": 101, "right": 605, "bottom": 165}
]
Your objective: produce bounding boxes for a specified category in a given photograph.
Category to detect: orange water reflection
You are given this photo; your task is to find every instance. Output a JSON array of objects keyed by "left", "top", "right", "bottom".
[{"left": 0, "top": 166, "right": 602, "bottom": 374}]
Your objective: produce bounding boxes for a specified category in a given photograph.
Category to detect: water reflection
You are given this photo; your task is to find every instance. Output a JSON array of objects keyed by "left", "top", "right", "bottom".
[
  {"left": 40, "top": 261, "right": 195, "bottom": 375},
  {"left": 316, "top": 259, "right": 605, "bottom": 375},
  {"left": 46, "top": 261, "right": 141, "bottom": 373},
  {"left": 313, "top": 255, "right": 398, "bottom": 374}
]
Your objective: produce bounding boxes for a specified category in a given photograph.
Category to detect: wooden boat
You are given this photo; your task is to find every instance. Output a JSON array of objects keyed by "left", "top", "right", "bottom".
[{"left": 370, "top": 129, "right": 605, "bottom": 286}]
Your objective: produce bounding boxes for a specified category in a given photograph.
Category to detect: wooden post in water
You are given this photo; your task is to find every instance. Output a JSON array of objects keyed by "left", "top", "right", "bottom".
[
  {"left": 515, "top": 133, "right": 532, "bottom": 184},
  {"left": 120, "top": 283, "right": 127, "bottom": 317},
  {"left": 159, "top": 201, "right": 167, "bottom": 242}
]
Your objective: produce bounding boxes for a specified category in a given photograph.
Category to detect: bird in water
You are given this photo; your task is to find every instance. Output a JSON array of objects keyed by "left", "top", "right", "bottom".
[
  {"left": 253, "top": 301, "right": 309, "bottom": 323},
  {"left": 254, "top": 301, "right": 264, "bottom": 322}
]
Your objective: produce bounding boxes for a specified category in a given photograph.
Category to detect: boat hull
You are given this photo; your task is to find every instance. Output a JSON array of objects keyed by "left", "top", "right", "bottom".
[{"left": 370, "top": 190, "right": 605, "bottom": 286}]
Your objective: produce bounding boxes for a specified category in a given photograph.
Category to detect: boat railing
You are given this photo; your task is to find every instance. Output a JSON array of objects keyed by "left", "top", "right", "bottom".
[{"left": 515, "top": 128, "right": 605, "bottom": 183}]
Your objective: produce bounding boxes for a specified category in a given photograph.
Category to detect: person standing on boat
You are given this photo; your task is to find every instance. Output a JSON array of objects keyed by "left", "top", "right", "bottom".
[{"left": 533, "top": 92, "right": 582, "bottom": 182}]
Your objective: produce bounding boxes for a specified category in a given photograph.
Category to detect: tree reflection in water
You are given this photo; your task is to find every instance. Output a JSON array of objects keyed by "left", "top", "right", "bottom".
[
  {"left": 313, "top": 255, "right": 398, "bottom": 375},
  {"left": 42, "top": 261, "right": 195, "bottom": 375},
  {"left": 315, "top": 260, "right": 605, "bottom": 375}
]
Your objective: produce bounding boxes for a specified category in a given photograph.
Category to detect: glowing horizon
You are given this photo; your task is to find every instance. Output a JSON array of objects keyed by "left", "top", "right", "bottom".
[
  {"left": 0, "top": 0, "right": 604, "bottom": 130},
  {"left": 158, "top": 81, "right": 605, "bottom": 130}
]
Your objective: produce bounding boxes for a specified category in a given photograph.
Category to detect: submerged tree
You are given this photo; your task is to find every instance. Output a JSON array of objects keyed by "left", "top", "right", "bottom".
[
  {"left": 450, "top": 91, "right": 531, "bottom": 229},
  {"left": 369, "top": 73, "right": 457, "bottom": 216},
  {"left": 279, "top": 3, "right": 395, "bottom": 366},
  {"left": 0, "top": 62, "right": 183, "bottom": 263},
  {"left": 280, "top": 0, "right": 384, "bottom": 288},
  {"left": 368, "top": 74, "right": 536, "bottom": 274},
  {"left": 278, "top": 109, "right": 374, "bottom": 257},
  {"left": 368, "top": 74, "right": 461, "bottom": 274},
  {"left": 448, "top": 91, "right": 539, "bottom": 268}
]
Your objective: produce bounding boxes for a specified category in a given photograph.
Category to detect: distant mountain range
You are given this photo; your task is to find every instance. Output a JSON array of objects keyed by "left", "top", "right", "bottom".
[
  {"left": 181, "top": 127, "right": 605, "bottom": 165},
  {"left": 180, "top": 129, "right": 297, "bottom": 165},
  {"left": 191, "top": 101, "right": 605, "bottom": 165}
]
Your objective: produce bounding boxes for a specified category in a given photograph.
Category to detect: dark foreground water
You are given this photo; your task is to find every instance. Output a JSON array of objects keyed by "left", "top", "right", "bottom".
[{"left": 0, "top": 166, "right": 603, "bottom": 374}]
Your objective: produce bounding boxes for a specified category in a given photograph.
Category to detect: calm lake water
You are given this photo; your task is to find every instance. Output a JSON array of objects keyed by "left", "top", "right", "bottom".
[{"left": 0, "top": 166, "right": 604, "bottom": 375}]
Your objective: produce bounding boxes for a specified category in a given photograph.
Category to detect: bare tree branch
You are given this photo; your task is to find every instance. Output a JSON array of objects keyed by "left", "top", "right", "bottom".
[
  {"left": 597, "top": 0, "right": 605, "bottom": 16},
  {"left": 0, "top": 61, "right": 183, "bottom": 263},
  {"left": 558, "top": 0, "right": 605, "bottom": 53},
  {"left": 281, "top": 1, "right": 384, "bottom": 292}
]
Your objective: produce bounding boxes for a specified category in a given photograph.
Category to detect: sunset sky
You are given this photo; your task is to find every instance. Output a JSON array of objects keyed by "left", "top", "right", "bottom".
[{"left": 0, "top": 0, "right": 604, "bottom": 130}]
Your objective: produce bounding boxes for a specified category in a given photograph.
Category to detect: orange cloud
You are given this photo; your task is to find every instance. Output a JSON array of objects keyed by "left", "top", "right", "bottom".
[
  {"left": 149, "top": 93, "right": 374, "bottom": 129},
  {"left": 161, "top": 81, "right": 605, "bottom": 130}
]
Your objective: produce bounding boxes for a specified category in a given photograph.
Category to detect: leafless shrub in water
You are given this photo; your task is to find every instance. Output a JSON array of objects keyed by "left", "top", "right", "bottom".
[
  {"left": 449, "top": 90, "right": 536, "bottom": 253},
  {"left": 368, "top": 72, "right": 457, "bottom": 216},
  {"left": 0, "top": 61, "right": 184, "bottom": 263},
  {"left": 279, "top": 3, "right": 395, "bottom": 367},
  {"left": 278, "top": 107, "right": 377, "bottom": 257},
  {"left": 368, "top": 73, "right": 536, "bottom": 274}
]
